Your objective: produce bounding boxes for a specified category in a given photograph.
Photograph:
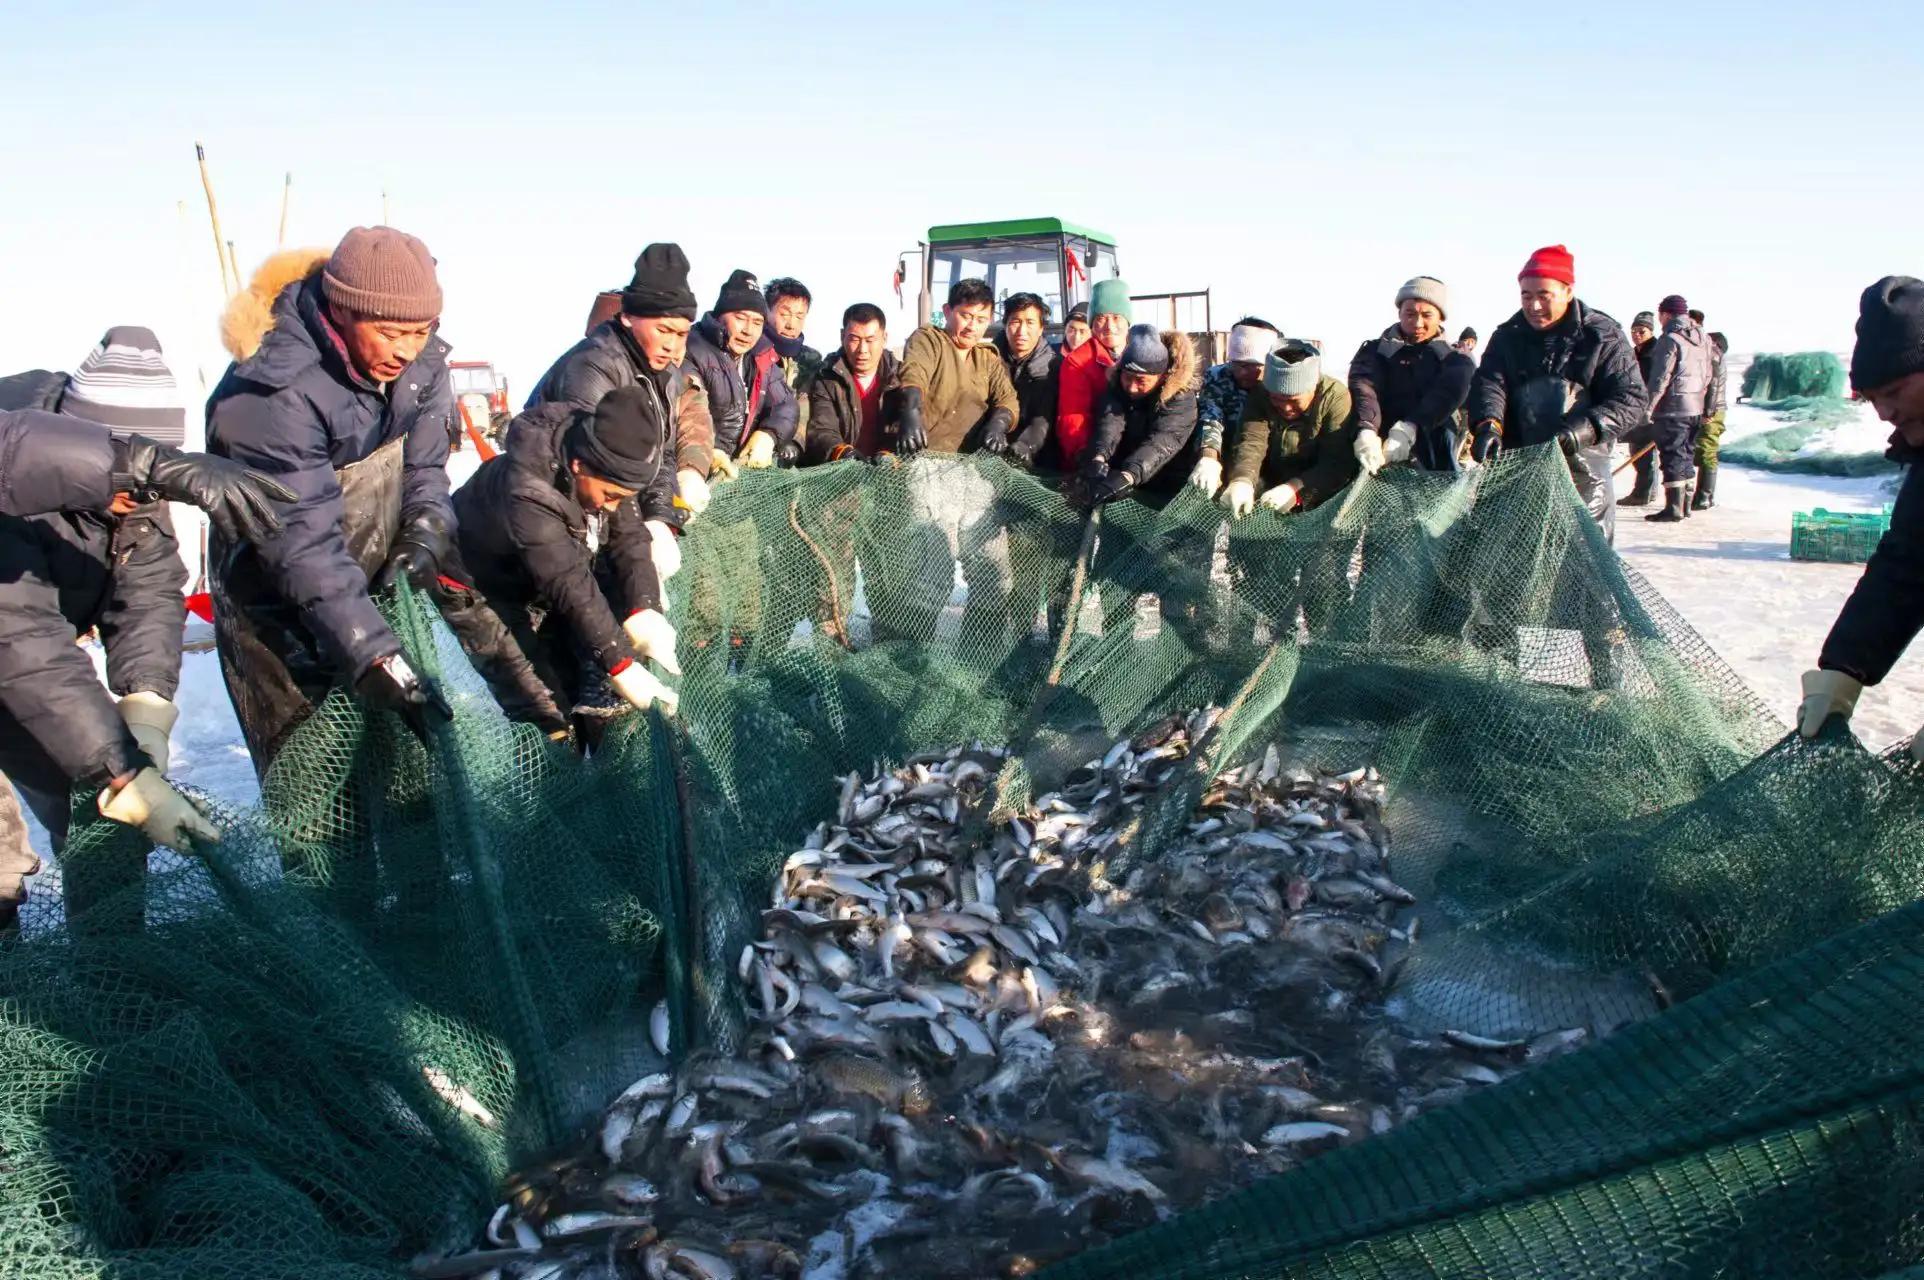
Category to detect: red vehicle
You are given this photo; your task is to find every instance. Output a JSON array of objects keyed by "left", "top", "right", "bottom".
[{"left": 449, "top": 360, "right": 511, "bottom": 448}]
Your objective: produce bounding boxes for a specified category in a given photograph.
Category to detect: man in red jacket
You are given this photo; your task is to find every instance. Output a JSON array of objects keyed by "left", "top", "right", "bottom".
[{"left": 1053, "top": 278, "right": 1133, "bottom": 471}]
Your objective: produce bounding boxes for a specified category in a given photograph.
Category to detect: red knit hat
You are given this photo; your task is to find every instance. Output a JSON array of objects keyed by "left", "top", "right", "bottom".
[{"left": 1518, "top": 244, "right": 1575, "bottom": 286}]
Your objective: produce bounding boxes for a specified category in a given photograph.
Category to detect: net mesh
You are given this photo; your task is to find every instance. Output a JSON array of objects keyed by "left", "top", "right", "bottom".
[
  {"left": 1724, "top": 351, "right": 1892, "bottom": 476},
  {"left": 5, "top": 446, "right": 1922, "bottom": 1279}
]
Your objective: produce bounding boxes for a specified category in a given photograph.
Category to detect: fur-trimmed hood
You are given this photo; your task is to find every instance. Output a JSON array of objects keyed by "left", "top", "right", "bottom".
[
  {"left": 1108, "top": 329, "right": 1200, "bottom": 406},
  {"left": 220, "top": 248, "right": 330, "bottom": 361}
]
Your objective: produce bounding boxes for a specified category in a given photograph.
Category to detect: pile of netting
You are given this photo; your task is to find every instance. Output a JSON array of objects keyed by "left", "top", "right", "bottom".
[
  {"left": 4, "top": 446, "right": 1923, "bottom": 1279},
  {"left": 1725, "top": 351, "right": 1894, "bottom": 476}
]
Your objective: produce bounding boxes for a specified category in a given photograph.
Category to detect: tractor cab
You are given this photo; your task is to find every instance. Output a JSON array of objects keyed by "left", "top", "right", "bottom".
[
  {"left": 918, "top": 218, "right": 1119, "bottom": 336},
  {"left": 448, "top": 360, "right": 511, "bottom": 447}
]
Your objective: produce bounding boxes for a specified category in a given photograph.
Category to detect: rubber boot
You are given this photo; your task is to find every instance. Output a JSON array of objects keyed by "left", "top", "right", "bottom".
[
  {"left": 1622, "top": 454, "right": 1656, "bottom": 506},
  {"left": 1691, "top": 464, "right": 1716, "bottom": 511},
  {"left": 1645, "top": 482, "right": 1688, "bottom": 523}
]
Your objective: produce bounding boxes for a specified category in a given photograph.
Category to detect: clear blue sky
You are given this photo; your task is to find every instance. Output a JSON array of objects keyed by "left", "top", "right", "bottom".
[{"left": 2, "top": 0, "right": 1917, "bottom": 432}]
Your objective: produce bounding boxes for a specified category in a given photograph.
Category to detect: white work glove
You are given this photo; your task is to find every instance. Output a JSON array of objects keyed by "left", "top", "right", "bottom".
[
  {"left": 1797, "top": 669, "right": 1862, "bottom": 738},
  {"left": 1384, "top": 421, "right": 1417, "bottom": 464},
  {"left": 1353, "top": 429, "right": 1385, "bottom": 476},
  {"left": 1258, "top": 483, "right": 1301, "bottom": 513},
  {"left": 740, "top": 431, "right": 776, "bottom": 470},
  {"left": 1187, "top": 454, "right": 1224, "bottom": 496},
  {"left": 676, "top": 468, "right": 711, "bottom": 517},
  {"left": 97, "top": 767, "right": 220, "bottom": 849},
  {"left": 643, "top": 519, "right": 682, "bottom": 583},
  {"left": 1220, "top": 478, "right": 1255, "bottom": 518},
  {"left": 118, "top": 691, "right": 178, "bottom": 775},
  {"left": 623, "top": 609, "right": 682, "bottom": 676},
  {"left": 709, "top": 449, "right": 739, "bottom": 483},
  {"left": 611, "top": 659, "right": 679, "bottom": 716}
]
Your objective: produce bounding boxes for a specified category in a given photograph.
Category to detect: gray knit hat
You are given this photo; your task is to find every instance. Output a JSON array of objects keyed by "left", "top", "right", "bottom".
[
  {"left": 322, "top": 226, "right": 443, "bottom": 322},
  {"left": 61, "top": 326, "right": 185, "bottom": 447},
  {"left": 1395, "top": 276, "right": 1449, "bottom": 319},
  {"left": 1263, "top": 340, "right": 1321, "bottom": 396},
  {"left": 1119, "top": 324, "right": 1169, "bottom": 375},
  {"left": 1632, "top": 311, "right": 1658, "bottom": 332}
]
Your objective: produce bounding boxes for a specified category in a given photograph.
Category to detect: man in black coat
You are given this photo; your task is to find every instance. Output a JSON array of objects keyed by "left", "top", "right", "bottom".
[
  {"left": 805, "top": 303, "right": 900, "bottom": 463},
  {"left": 1350, "top": 276, "right": 1477, "bottom": 474},
  {"left": 1467, "top": 244, "right": 1648, "bottom": 543},
  {"left": 447, "top": 387, "right": 680, "bottom": 740},
  {"left": 1081, "top": 324, "right": 1201, "bottom": 504},
  {"left": 993, "top": 292, "right": 1059, "bottom": 468},
  {"left": 1798, "top": 276, "right": 1924, "bottom": 754},
  {"left": 0, "top": 409, "right": 290, "bottom": 923}
]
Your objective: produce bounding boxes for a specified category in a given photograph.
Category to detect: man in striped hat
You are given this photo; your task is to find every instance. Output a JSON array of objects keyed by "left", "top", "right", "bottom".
[{"left": 61, "top": 326, "right": 189, "bottom": 448}]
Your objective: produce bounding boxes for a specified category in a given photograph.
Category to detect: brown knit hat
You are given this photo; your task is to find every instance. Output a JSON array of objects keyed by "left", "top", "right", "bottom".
[{"left": 322, "top": 226, "right": 443, "bottom": 322}]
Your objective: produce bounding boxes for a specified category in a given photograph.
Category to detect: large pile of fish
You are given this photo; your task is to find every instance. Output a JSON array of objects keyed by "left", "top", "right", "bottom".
[{"left": 433, "top": 710, "right": 1590, "bottom": 1280}]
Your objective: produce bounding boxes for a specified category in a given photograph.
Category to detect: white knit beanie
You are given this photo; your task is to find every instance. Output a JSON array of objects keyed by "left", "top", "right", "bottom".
[{"left": 1227, "top": 324, "right": 1279, "bottom": 365}]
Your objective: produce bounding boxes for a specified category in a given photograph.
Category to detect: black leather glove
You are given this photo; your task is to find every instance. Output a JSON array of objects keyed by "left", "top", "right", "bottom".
[
  {"left": 373, "top": 510, "right": 452, "bottom": 595},
  {"left": 895, "top": 386, "right": 928, "bottom": 457},
  {"left": 1471, "top": 425, "right": 1503, "bottom": 464},
  {"left": 1556, "top": 420, "right": 1599, "bottom": 457},
  {"left": 112, "top": 436, "right": 296, "bottom": 544},
  {"left": 776, "top": 440, "right": 802, "bottom": 468},
  {"left": 1089, "top": 469, "right": 1135, "bottom": 506},
  {"left": 1009, "top": 437, "right": 1040, "bottom": 469},
  {"left": 355, "top": 652, "right": 453, "bottom": 744},
  {"left": 978, "top": 408, "right": 1013, "bottom": 455}
]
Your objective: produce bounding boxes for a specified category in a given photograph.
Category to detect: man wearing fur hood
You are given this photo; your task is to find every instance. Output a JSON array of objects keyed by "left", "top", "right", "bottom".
[
  {"left": 1077, "top": 323, "right": 1201, "bottom": 505},
  {"left": 205, "top": 226, "right": 460, "bottom": 768}
]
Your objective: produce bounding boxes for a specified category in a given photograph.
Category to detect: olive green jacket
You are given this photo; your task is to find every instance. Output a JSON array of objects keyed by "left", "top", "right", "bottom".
[{"left": 1228, "top": 374, "right": 1357, "bottom": 509}]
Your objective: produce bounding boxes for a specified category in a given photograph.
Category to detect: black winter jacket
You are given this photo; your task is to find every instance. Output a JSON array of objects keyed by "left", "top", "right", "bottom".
[
  {"left": 451, "top": 404, "right": 664, "bottom": 673},
  {"left": 1470, "top": 301, "right": 1648, "bottom": 539},
  {"left": 0, "top": 411, "right": 184, "bottom": 786},
  {"left": 805, "top": 351, "right": 901, "bottom": 464},
  {"left": 1347, "top": 327, "right": 1477, "bottom": 472},
  {"left": 205, "top": 269, "right": 453, "bottom": 680},
  {"left": 683, "top": 317, "right": 798, "bottom": 458},
  {"left": 1090, "top": 384, "right": 1199, "bottom": 496},
  {"left": 525, "top": 320, "right": 687, "bottom": 521},
  {"left": 994, "top": 333, "right": 1060, "bottom": 463},
  {"left": 1820, "top": 460, "right": 1924, "bottom": 687}
]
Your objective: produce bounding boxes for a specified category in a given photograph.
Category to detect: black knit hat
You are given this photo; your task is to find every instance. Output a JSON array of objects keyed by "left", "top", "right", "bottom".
[
  {"left": 1457, "top": 326, "right": 1477, "bottom": 342},
  {"left": 713, "top": 269, "right": 766, "bottom": 318},
  {"left": 567, "top": 385, "right": 666, "bottom": 490},
  {"left": 620, "top": 243, "right": 697, "bottom": 320},
  {"left": 1851, "top": 275, "right": 1924, "bottom": 394}
]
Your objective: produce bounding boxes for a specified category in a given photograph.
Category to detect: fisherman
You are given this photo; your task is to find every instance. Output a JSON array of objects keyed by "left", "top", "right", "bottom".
[
  {"left": 1640, "top": 294, "right": 1713, "bottom": 522},
  {"left": 0, "top": 408, "right": 291, "bottom": 924},
  {"left": 1053, "top": 279, "right": 1133, "bottom": 471},
  {"left": 1619, "top": 310, "right": 1662, "bottom": 506},
  {"left": 1466, "top": 245, "right": 1647, "bottom": 541},
  {"left": 893, "top": 277, "right": 1020, "bottom": 456},
  {"left": 205, "top": 227, "right": 474, "bottom": 770},
  {"left": 1077, "top": 323, "right": 1201, "bottom": 505},
  {"left": 682, "top": 270, "right": 800, "bottom": 480},
  {"left": 806, "top": 303, "right": 900, "bottom": 463},
  {"left": 446, "top": 385, "right": 680, "bottom": 741},
  {"left": 1188, "top": 318, "right": 1279, "bottom": 498},
  {"left": 532, "top": 244, "right": 714, "bottom": 518},
  {"left": 1061, "top": 303, "right": 1092, "bottom": 355},
  {"left": 1219, "top": 341, "right": 1357, "bottom": 518},
  {"left": 994, "top": 292, "right": 1059, "bottom": 468},
  {"left": 1454, "top": 327, "right": 1479, "bottom": 358},
  {"left": 1798, "top": 277, "right": 1924, "bottom": 755},
  {"left": 764, "top": 278, "right": 823, "bottom": 397},
  {"left": 1349, "top": 277, "right": 1477, "bottom": 475},
  {"left": 1689, "top": 308, "right": 1728, "bottom": 511}
]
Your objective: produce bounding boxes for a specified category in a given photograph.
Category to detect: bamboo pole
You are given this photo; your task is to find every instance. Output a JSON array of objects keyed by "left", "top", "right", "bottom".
[
  {"left": 277, "top": 172, "right": 292, "bottom": 247},
  {"left": 382, "top": 188, "right": 390, "bottom": 224},
  {"left": 194, "top": 142, "right": 233, "bottom": 296},
  {"left": 225, "top": 239, "right": 242, "bottom": 292}
]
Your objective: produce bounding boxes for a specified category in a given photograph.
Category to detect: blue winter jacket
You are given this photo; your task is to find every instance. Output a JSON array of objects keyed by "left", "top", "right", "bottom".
[
  {"left": 683, "top": 316, "right": 798, "bottom": 458},
  {"left": 205, "top": 267, "right": 454, "bottom": 679}
]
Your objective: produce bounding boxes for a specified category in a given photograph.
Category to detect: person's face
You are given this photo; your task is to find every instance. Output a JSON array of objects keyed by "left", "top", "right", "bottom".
[
  {"left": 1398, "top": 300, "right": 1443, "bottom": 343},
  {"left": 1269, "top": 389, "right": 1315, "bottom": 420},
  {"left": 1864, "top": 371, "right": 1924, "bottom": 448},
  {"left": 770, "top": 295, "right": 809, "bottom": 340},
  {"left": 719, "top": 309, "right": 765, "bottom": 356},
  {"left": 1003, "top": 306, "right": 1045, "bottom": 358},
  {"left": 623, "top": 314, "right": 691, "bottom": 370},
  {"left": 1519, "top": 277, "right": 1574, "bottom": 331},
  {"left": 841, "top": 319, "right": 885, "bottom": 377},
  {"left": 943, "top": 302, "right": 993, "bottom": 351},
  {"left": 1630, "top": 324, "right": 1654, "bottom": 346},
  {"left": 1230, "top": 362, "right": 1265, "bottom": 390},
  {"left": 1062, "top": 318, "right": 1091, "bottom": 351},
  {"left": 570, "top": 463, "right": 638, "bottom": 513},
  {"left": 1121, "top": 371, "right": 1161, "bottom": 398},
  {"left": 332, "top": 308, "right": 434, "bottom": 383},
  {"left": 1456, "top": 337, "right": 1478, "bottom": 355},
  {"left": 1092, "top": 313, "right": 1130, "bottom": 356}
]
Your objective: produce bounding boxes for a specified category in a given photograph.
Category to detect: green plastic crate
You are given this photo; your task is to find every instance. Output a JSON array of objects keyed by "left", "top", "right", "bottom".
[{"left": 1790, "top": 506, "right": 1892, "bottom": 564}]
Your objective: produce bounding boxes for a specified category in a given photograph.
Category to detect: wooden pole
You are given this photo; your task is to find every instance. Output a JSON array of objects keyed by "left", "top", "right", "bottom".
[
  {"left": 277, "top": 172, "right": 292, "bottom": 247},
  {"left": 1614, "top": 443, "right": 1656, "bottom": 476},
  {"left": 225, "top": 239, "right": 242, "bottom": 292},
  {"left": 195, "top": 143, "right": 233, "bottom": 295},
  {"left": 382, "top": 188, "right": 390, "bottom": 224}
]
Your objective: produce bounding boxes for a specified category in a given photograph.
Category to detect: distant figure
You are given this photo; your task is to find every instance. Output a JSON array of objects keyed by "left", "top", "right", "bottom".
[
  {"left": 1689, "top": 308, "right": 1728, "bottom": 510},
  {"left": 1190, "top": 317, "right": 1280, "bottom": 498},
  {"left": 1454, "top": 326, "right": 1478, "bottom": 357},
  {"left": 1621, "top": 311, "right": 1662, "bottom": 506},
  {"left": 1219, "top": 340, "right": 1357, "bottom": 518},
  {"left": 1640, "top": 295, "right": 1714, "bottom": 522},
  {"left": 994, "top": 292, "right": 1059, "bottom": 468},
  {"left": 1349, "top": 276, "right": 1476, "bottom": 475},
  {"left": 1797, "top": 276, "right": 1924, "bottom": 758},
  {"left": 1061, "top": 303, "right": 1092, "bottom": 354}
]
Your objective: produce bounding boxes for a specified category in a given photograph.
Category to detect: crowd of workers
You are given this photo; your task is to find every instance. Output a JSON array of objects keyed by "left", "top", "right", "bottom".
[{"left": 1, "top": 226, "right": 1921, "bottom": 929}]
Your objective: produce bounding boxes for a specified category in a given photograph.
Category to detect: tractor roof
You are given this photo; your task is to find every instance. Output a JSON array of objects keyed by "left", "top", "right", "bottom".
[{"left": 928, "top": 217, "right": 1115, "bottom": 246}]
